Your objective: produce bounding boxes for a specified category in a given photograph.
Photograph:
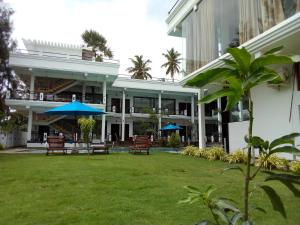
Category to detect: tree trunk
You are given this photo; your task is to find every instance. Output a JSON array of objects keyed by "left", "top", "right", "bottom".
[{"left": 244, "top": 93, "right": 253, "bottom": 221}]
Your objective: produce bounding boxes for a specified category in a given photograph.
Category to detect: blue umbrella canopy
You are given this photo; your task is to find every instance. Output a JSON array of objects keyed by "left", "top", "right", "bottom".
[
  {"left": 160, "top": 124, "right": 183, "bottom": 131},
  {"left": 44, "top": 101, "right": 105, "bottom": 116}
]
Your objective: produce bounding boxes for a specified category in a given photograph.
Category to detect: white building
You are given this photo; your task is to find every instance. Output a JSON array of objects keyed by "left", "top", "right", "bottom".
[
  {"left": 5, "top": 39, "right": 221, "bottom": 148},
  {"left": 166, "top": 0, "right": 300, "bottom": 158}
]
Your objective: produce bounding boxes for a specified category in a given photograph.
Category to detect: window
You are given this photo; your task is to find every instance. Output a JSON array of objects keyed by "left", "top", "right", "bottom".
[
  {"left": 133, "top": 97, "right": 157, "bottom": 113},
  {"left": 162, "top": 99, "right": 175, "bottom": 115},
  {"left": 179, "top": 102, "right": 191, "bottom": 116}
]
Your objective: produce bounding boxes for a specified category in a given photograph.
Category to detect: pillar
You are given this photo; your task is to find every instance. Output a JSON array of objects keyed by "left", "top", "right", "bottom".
[
  {"left": 191, "top": 95, "right": 195, "bottom": 141},
  {"left": 238, "top": 100, "right": 244, "bottom": 122},
  {"left": 121, "top": 89, "right": 125, "bottom": 142},
  {"left": 30, "top": 74, "right": 35, "bottom": 100},
  {"left": 102, "top": 81, "right": 106, "bottom": 104},
  {"left": 198, "top": 89, "right": 206, "bottom": 149},
  {"left": 217, "top": 98, "right": 222, "bottom": 143},
  {"left": 82, "top": 82, "right": 86, "bottom": 102},
  {"left": 101, "top": 114, "right": 106, "bottom": 143},
  {"left": 158, "top": 92, "right": 162, "bottom": 138},
  {"left": 27, "top": 109, "right": 33, "bottom": 141}
]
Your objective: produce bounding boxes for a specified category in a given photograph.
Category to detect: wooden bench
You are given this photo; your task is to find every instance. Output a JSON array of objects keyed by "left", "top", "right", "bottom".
[
  {"left": 46, "top": 136, "right": 67, "bottom": 155},
  {"left": 91, "top": 142, "right": 113, "bottom": 154},
  {"left": 129, "top": 135, "right": 151, "bottom": 155}
]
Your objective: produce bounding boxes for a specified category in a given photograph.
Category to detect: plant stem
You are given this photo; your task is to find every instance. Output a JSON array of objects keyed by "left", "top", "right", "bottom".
[{"left": 244, "top": 93, "right": 253, "bottom": 221}]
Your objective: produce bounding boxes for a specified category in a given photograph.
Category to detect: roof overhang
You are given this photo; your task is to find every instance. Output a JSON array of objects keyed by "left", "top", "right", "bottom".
[{"left": 180, "top": 12, "right": 300, "bottom": 86}]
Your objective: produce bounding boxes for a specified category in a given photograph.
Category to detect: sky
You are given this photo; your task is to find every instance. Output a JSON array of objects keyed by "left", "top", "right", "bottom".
[{"left": 6, "top": 0, "right": 182, "bottom": 79}]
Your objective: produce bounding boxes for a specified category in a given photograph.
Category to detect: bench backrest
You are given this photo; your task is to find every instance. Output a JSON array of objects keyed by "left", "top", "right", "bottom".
[
  {"left": 47, "top": 136, "right": 65, "bottom": 148},
  {"left": 134, "top": 135, "right": 151, "bottom": 146}
]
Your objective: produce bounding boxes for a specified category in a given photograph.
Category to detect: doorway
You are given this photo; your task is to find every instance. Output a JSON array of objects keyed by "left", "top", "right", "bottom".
[{"left": 111, "top": 124, "right": 120, "bottom": 141}]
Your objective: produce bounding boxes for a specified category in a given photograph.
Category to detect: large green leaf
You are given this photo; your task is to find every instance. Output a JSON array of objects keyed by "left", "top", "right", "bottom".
[
  {"left": 221, "top": 59, "right": 239, "bottom": 69},
  {"left": 250, "top": 55, "right": 292, "bottom": 73},
  {"left": 227, "top": 47, "right": 251, "bottom": 74},
  {"left": 185, "top": 68, "right": 234, "bottom": 88},
  {"left": 230, "top": 212, "right": 243, "bottom": 225},
  {"left": 215, "top": 199, "right": 240, "bottom": 212},
  {"left": 222, "top": 166, "right": 244, "bottom": 174},
  {"left": 269, "top": 146, "right": 300, "bottom": 155},
  {"left": 212, "top": 208, "right": 230, "bottom": 224},
  {"left": 265, "top": 173, "right": 300, "bottom": 185},
  {"left": 263, "top": 46, "right": 284, "bottom": 55},
  {"left": 260, "top": 185, "right": 286, "bottom": 218},
  {"left": 269, "top": 133, "right": 300, "bottom": 150},
  {"left": 199, "top": 89, "right": 235, "bottom": 104}
]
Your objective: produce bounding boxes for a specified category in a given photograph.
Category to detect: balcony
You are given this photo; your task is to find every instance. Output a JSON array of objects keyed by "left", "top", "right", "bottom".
[{"left": 167, "top": 0, "right": 300, "bottom": 75}]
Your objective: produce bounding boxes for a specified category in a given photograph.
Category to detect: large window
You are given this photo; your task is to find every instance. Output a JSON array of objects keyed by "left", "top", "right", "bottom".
[
  {"left": 162, "top": 99, "right": 175, "bottom": 115},
  {"left": 133, "top": 97, "right": 157, "bottom": 113},
  {"left": 181, "top": 0, "right": 300, "bottom": 75}
]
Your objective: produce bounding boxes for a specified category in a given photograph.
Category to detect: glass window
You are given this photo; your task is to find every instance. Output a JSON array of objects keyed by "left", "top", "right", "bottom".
[
  {"left": 133, "top": 97, "right": 157, "bottom": 113},
  {"left": 162, "top": 99, "right": 175, "bottom": 115}
]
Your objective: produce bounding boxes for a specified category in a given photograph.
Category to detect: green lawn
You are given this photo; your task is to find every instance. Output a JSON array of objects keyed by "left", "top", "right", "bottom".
[{"left": 0, "top": 153, "right": 299, "bottom": 225}]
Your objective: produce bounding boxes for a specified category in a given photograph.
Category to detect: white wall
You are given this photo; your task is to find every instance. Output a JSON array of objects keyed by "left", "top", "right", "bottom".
[
  {"left": 228, "top": 80, "right": 300, "bottom": 160},
  {"left": 0, "top": 130, "right": 27, "bottom": 148}
]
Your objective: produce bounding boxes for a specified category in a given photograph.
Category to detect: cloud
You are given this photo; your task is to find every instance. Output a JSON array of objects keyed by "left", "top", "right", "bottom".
[{"left": 7, "top": 0, "right": 182, "bottom": 79}]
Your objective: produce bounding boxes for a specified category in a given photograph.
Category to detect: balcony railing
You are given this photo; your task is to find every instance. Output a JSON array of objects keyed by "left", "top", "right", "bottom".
[
  {"left": 12, "top": 49, "right": 120, "bottom": 64},
  {"left": 7, "top": 91, "right": 104, "bottom": 105}
]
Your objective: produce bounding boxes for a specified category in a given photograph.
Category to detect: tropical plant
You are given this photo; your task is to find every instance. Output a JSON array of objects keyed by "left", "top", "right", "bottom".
[
  {"left": 168, "top": 133, "right": 180, "bottom": 149},
  {"left": 203, "top": 147, "right": 225, "bottom": 161},
  {"left": 161, "top": 48, "right": 181, "bottom": 82},
  {"left": 0, "top": 143, "right": 4, "bottom": 150},
  {"left": 181, "top": 145, "right": 199, "bottom": 156},
  {"left": 127, "top": 55, "right": 152, "bottom": 80},
  {"left": 225, "top": 149, "right": 248, "bottom": 164},
  {"left": 255, "top": 153, "right": 288, "bottom": 170},
  {"left": 81, "top": 29, "right": 113, "bottom": 62},
  {"left": 180, "top": 185, "right": 242, "bottom": 225},
  {"left": 78, "top": 117, "right": 96, "bottom": 154},
  {"left": 289, "top": 161, "right": 300, "bottom": 174},
  {"left": 184, "top": 46, "right": 300, "bottom": 223}
]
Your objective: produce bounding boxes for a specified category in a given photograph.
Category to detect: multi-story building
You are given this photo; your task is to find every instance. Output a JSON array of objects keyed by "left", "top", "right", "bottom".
[
  {"left": 166, "top": 0, "right": 300, "bottom": 156},
  {"left": 5, "top": 39, "right": 222, "bottom": 148}
]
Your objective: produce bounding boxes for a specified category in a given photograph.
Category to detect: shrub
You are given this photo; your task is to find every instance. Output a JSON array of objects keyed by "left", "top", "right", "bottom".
[
  {"left": 290, "top": 161, "right": 300, "bottom": 173},
  {"left": 226, "top": 149, "right": 247, "bottom": 164},
  {"left": 168, "top": 133, "right": 181, "bottom": 149},
  {"left": 194, "top": 148, "right": 206, "bottom": 158},
  {"left": 159, "top": 138, "right": 168, "bottom": 147},
  {"left": 203, "top": 146, "right": 225, "bottom": 161},
  {"left": 181, "top": 145, "right": 198, "bottom": 156},
  {"left": 0, "top": 144, "right": 4, "bottom": 150},
  {"left": 255, "top": 154, "right": 287, "bottom": 170}
]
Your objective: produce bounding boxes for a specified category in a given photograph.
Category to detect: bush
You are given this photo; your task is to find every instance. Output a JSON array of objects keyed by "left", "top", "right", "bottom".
[
  {"left": 203, "top": 146, "right": 225, "bottom": 161},
  {"left": 159, "top": 138, "right": 168, "bottom": 147},
  {"left": 255, "top": 154, "right": 287, "bottom": 170},
  {"left": 0, "top": 144, "right": 4, "bottom": 150},
  {"left": 290, "top": 161, "right": 300, "bottom": 173},
  {"left": 181, "top": 145, "right": 198, "bottom": 156},
  {"left": 225, "top": 149, "right": 247, "bottom": 164},
  {"left": 168, "top": 133, "right": 181, "bottom": 148}
]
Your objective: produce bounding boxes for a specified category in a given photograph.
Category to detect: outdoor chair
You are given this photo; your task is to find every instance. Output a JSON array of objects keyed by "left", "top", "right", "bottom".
[
  {"left": 46, "top": 136, "right": 67, "bottom": 155},
  {"left": 129, "top": 135, "right": 151, "bottom": 155}
]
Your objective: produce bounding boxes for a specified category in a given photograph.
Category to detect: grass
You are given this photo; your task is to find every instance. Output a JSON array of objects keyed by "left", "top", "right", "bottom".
[{"left": 0, "top": 153, "right": 299, "bottom": 225}]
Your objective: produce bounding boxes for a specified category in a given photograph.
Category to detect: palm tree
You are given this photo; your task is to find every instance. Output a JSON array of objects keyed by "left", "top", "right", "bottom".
[
  {"left": 81, "top": 29, "right": 113, "bottom": 62},
  {"left": 127, "top": 55, "right": 152, "bottom": 80},
  {"left": 161, "top": 48, "right": 181, "bottom": 82}
]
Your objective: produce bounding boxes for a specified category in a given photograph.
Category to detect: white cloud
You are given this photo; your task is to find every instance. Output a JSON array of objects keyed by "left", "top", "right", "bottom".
[{"left": 7, "top": 0, "right": 182, "bottom": 79}]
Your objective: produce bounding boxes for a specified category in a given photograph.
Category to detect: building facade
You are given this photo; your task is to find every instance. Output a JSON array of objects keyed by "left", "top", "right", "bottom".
[
  {"left": 166, "top": 0, "right": 300, "bottom": 157},
  {"left": 5, "top": 39, "right": 222, "bottom": 148}
]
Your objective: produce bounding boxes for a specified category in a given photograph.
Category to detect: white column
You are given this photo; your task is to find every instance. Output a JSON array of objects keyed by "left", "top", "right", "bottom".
[
  {"left": 198, "top": 89, "right": 206, "bottom": 149},
  {"left": 121, "top": 89, "right": 125, "bottom": 141},
  {"left": 238, "top": 100, "right": 244, "bottom": 121},
  {"left": 217, "top": 98, "right": 223, "bottom": 143},
  {"left": 158, "top": 92, "right": 162, "bottom": 138},
  {"left": 191, "top": 95, "right": 195, "bottom": 142},
  {"left": 30, "top": 75, "right": 35, "bottom": 100},
  {"left": 101, "top": 114, "right": 106, "bottom": 142},
  {"left": 82, "top": 82, "right": 86, "bottom": 102},
  {"left": 27, "top": 109, "right": 33, "bottom": 141},
  {"left": 102, "top": 81, "right": 106, "bottom": 104}
]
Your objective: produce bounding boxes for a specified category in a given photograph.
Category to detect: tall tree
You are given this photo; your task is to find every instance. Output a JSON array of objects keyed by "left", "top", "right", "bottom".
[
  {"left": 127, "top": 55, "right": 152, "bottom": 80},
  {"left": 0, "top": 1, "right": 21, "bottom": 113},
  {"left": 81, "top": 29, "right": 113, "bottom": 62},
  {"left": 161, "top": 48, "right": 181, "bottom": 82}
]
